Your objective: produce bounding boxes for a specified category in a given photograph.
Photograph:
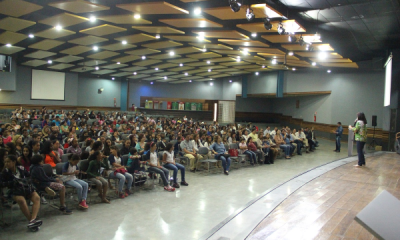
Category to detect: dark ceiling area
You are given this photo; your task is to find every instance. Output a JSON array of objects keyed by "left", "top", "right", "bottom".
[{"left": 0, "top": 0, "right": 397, "bottom": 83}]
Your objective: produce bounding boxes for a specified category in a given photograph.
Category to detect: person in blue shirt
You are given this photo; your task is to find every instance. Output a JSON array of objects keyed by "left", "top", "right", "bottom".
[
  {"left": 52, "top": 116, "right": 61, "bottom": 127},
  {"left": 282, "top": 130, "right": 295, "bottom": 156},
  {"left": 210, "top": 135, "right": 231, "bottom": 175},
  {"left": 333, "top": 122, "right": 343, "bottom": 152}
]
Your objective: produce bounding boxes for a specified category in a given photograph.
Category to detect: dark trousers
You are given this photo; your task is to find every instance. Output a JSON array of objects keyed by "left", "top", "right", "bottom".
[
  {"left": 356, "top": 141, "right": 366, "bottom": 166},
  {"left": 308, "top": 139, "right": 315, "bottom": 150},
  {"left": 335, "top": 136, "right": 341, "bottom": 151},
  {"left": 294, "top": 140, "right": 303, "bottom": 154}
]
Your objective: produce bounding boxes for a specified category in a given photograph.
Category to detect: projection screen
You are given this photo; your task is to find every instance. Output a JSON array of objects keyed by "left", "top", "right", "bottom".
[{"left": 31, "top": 69, "right": 65, "bottom": 101}]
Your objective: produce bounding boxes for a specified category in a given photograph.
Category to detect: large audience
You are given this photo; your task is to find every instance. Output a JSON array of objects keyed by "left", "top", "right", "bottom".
[{"left": 0, "top": 106, "right": 319, "bottom": 230}]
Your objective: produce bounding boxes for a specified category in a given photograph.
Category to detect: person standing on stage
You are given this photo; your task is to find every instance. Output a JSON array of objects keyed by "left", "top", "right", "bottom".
[
  {"left": 333, "top": 122, "right": 343, "bottom": 152},
  {"left": 349, "top": 112, "right": 367, "bottom": 167}
]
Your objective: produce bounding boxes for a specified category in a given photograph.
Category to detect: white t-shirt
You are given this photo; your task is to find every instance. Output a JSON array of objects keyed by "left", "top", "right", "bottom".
[
  {"left": 150, "top": 152, "right": 158, "bottom": 166},
  {"left": 63, "top": 164, "right": 77, "bottom": 182},
  {"left": 114, "top": 156, "right": 122, "bottom": 165},
  {"left": 163, "top": 151, "right": 174, "bottom": 163}
]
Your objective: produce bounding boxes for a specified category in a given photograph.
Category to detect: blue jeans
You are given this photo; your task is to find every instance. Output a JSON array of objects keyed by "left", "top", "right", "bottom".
[
  {"left": 108, "top": 172, "right": 134, "bottom": 193},
  {"left": 243, "top": 150, "right": 257, "bottom": 163},
  {"left": 356, "top": 141, "right": 366, "bottom": 166},
  {"left": 164, "top": 163, "right": 186, "bottom": 183},
  {"left": 65, "top": 179, "right": 88, "bottom": 202},
  {"left": 280, "top": 145, "right": 291, "bottom": 156},
  {"left": 216, "top": 155, "right": 231, "bottom": 172},
  {"left": 294, "top": 140, "right": 303, "bottom": 154},
  {"left": 336, "top": 136, "right": 341, "bottom": 151}
]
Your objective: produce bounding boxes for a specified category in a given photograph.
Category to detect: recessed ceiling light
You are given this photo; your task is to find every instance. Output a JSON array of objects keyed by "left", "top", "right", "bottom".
[
  {"left": 89, "top": 16, "right": 96, "bottom": 22},
  {"left": 117, "top": 62, "right": 121, "bottom": 65},
  {"left": 242, "top": 49, "right": 248, "bottom": 54},
  {"left": 251, "top": 33, "right": 257, "bottom": 37},
  {"left": 236, "top": 56, "right": 241, "bottom": 62},
  {"left": 122, "top": 40, "right": 127, "bottom": 45},
  {"left": 155, "top": 68, "right": 159, "bottom": 70},
  {"left": 318, "top": 52, "right": 327, "bottom": 60},
  {"left": 327, "top": 69, "right": 331, "bottom": 73},
  {"left": 134, "top": 14, "right": 141, "bottom": 19},
  {"left": 244, "top": 42, "right": 250, "bottom": 46},
  {"left": 189, "top": 80, "right": 192, "bottom": 83},
  {"left": 142, "top": 56, "right": 146, "bottom": 60},
  {"left": 292, "top": 68, "right": 296, "bottom": 71},
  {"left": 194, "top": 7, "right": 202, "bottom": 15},
  {"left": 155, "top": 34, "right": 161, "bottom": 39},
  {"left": 47, "top": 60, "right": 52, "bottom": 64},
  {"left": 28, "top": 34, "right": 34, "bottom": 38},
  {"left": 272, "top": 59, "right": 277, "bottom": 64},
  {"left": 93, "top": 46, "right": 98, "bottom": 51},
  {"left": 95, "top": 66, "right": 99, "bottom": 70},
  {"left": 262, "top": 65, "right": 265, "bottom": 68},
  {"left": 184, "top": 72, "right": 188, "bottom": 76},
  {"left": 288, "top": 51, "right": 294, "bottom": 56},
  {"left": 201, "top": 48, "right": 207, "bottom": 52},
  {"left": 210, "top": 82, "right": 214, "bottom": 86},
  {"left": 179, "top": 63, "right": 183, "bottom": 67},
  {"left": 150, "top": 81, "right": 154, "bottom": 84},
  {"left": 5, "top": 43, "right": 11, "bottom": 47},
  {"left": 229, "top": 80, "right": 233, "bottom": 83},
  {"left": 133, "top": 72, "right": 137, "bottom": 75},
  {"left": 312, "top": 62, "right": 317, "bottom": 66},
  {"left": 55, "top": 25, "right": 62, "bottom": 31},
  {"left": 112, "top": 77, "right": 115, "bottom": 80},
  {"left": 164, "top": 76, "right": 167, "bottom": 80},
  {"left": 169, "top": 51, "right": 175, "bottom": 56},
  {"left": 208, "top": 69, "right": 211, "bottom": 72},
  {"left": 255, "top": 72, "right": 259, "bottom": 75},
  {"left": 207, "top": 61, "right": 211, "bottom": 64},
  {"left": 0, "top": 89, "right": 2, "bottom": 91}
]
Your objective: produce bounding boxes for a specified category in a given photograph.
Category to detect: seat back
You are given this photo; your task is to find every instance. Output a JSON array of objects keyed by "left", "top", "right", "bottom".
[
  {"left": 224, "top": 144, "right": 229, "bottom": 150},
  {"left": 122, "top": 154, "right": 129, "bottom": 166},
  {"left": 115, "top": 143, "right": 123, "bottom": 150},
  {"left": 78, "top": 141, "right": 85, "bottom": 148},
  {"left": 56, "top": 162, "right": 64, "bottom": 175},
  {"left": 121, "top": 134, "right": 130, "bottom": 140},
  {"left": 43, "top": 164, "right": 53, "bottom": 177},
  {"left": 198, "top": 147, "right": 209, "bottom": 155},
  {"left": 78, "top": 160, "right": 89, "bottom": 172},
  {"left": 229, "top": 143, "right": 239, "bottom": 149},
  {"left": 61, "top": 153, "right": 72, "bottom": 162}
]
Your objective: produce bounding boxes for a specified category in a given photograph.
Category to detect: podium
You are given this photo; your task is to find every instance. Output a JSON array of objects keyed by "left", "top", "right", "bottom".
[{"left": 348, "top": 129, "right": 354, "bottom": 157}]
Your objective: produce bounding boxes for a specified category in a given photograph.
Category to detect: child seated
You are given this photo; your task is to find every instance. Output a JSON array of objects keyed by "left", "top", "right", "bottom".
[
  {"left": 62, "top": 154, "right": 89, "bottom": 209},
  {"left": 127, "top": 148, "right": 147, "bottom": 186},
  {"left": 30, "top": 155, "right": 73, "bottom": 214}
]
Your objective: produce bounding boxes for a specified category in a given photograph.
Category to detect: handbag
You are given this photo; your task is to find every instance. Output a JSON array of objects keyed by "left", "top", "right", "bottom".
[
  {"left": 228, "top": 149, "right": 238, "bottom": 157},
  {"left": 114, "top": 168, "right": 128, "bottom": 176}
]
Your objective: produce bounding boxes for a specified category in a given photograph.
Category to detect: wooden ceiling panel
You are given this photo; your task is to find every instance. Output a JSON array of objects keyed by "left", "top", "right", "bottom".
[
  {"left": 115, "top": 34, "right": 156, "bottom": 44},
  {"left": 262, "top": 34, "right": 322, "bottom": 43},
  {"left": 163, "top": 35, "right": 210, "bottom": 42},
  {"left": 29, "top": 40, "right": 64, "bottom": 50},
  {"left": 0, "top": 0, "right": 42, "bottom": 17},
  {"left": 132, "top": 26, "right": 184, "bottom": 34},
  {"left": 24, "top": 51, "right": 56, "bottom": 59},
  {"left": 218, "top": 39, "right": 270, "bottom": 48},
  {"left": 68, "top": 36, "right": 108, "bottom": 45},
  {"left": 78, "top": 60, "right": 107, "bottom": 67},
  {"left": 309, "top": 58, "right": 352, "bottom": 63},
  {"left": 127, "top": 74, "right": 150, "bottom": 79},
  {"left": 237, "top": 20, "right": 306, "bottom": 33},
  {"left": 49, "top": 0, "right": 110, "bottom": 13},
  {"left": 167, "top": 58, "right": 199, "bottom": 64},
  {"left": 139, "top": 69, "right": 165, "bottom": 74},
  {"left": 53, "top": 55, "right": 83, "bottom": 63},
  {"left": 148, "top": 53, "right": 182, "bottom": 60},
  {"left": 48, "top": 63, "right": 74, "bottom": 70},
  {"left": 152, "top": 63, "right": 177, "bottom": 69},
  {"left": 116, "top": 2, "right": 189, "bottom": 15},
  {"left": 97, "top": 15, "right": 152, "bottom": 25},
  {"left": 0, "top": 31, "right": 27, "bottom": 45},
  {"left": 142, "top": 41, "right": 183, "bottom": 49},
  {"left": 80, "top": 24, "right": 126, "bottom": 36},
  {"left": 240, "top": 47, "right": 285, "bottom": 55},
  {"left": 318, "top": 62, "right": 358, "bottom": 68},
  {"left": 296, "top": 52, "right": 343, "bottom": 58},
  {"left": 34, "top": 28, "right": 75, "bottom": 39},
  {"left": 87, "top": 51, "right": 120, "bottom": 60},
  {"left": 100, "top": 43, "right": 137, "bottom": 51},
  {"left": 111, "top": 55, "right": 141, "bottom": 63},
  {"left": 159, "top": 18, "right": 223, "bottom": 28},
  {"left": 126, "top": 48, "right": 161, "bottom": 56},
  {"left": 101, "top": 63, "right": 128, "bottom": 69},
  {"left": 170, "top": 47, "right": 203, "bottom": 55},
  {"left": 189, "top": 43, "right": 232, "bottom": 50},
  {"left": 70, "top": 67, "right": 95, "bottom": 72},
  {"left": 281, "top": 44, "right": 334, "bottom": 51},
  {"left": 203, "top": 4, "right": 283, "bottom": 20},
  {"left": 38, "top": 13, "right": 88, "bottom": 27},
  {"left": 220, "top": 61, "right": 251, "bottom": 66},
  {"left": 187, "top": 52, "right": 222, "bottom": 59},
  {"left": 0, "top": 17, "right": 36, "bottom": 32},
  {"left": 111, "top": 72, "right": 133, "bottom": 77},
  {"left": 193, "top": 30, "right": 249, "bottom": 39},
  {"left": 120, "top": 66, "right": 147, "bottom": 72},
  {"left": 168, "top": 66, "right": 195, "bottom": 72},
  {"left": 206, "top": 57, "right": 237, "bottom": 63},
  {"left": 22, "top": 60, "right": 48, "bottom": 67},
  {"left": 133, "top": 59, "right": 162, "bottom": 66},
  {"left": 186, "top": 62, "right": 214, "bottom": 67}
]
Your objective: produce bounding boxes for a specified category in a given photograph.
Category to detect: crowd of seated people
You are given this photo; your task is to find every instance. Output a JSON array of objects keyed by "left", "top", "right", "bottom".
[{"left": 0, "top": 106, "right": 319, "bottom": 230}]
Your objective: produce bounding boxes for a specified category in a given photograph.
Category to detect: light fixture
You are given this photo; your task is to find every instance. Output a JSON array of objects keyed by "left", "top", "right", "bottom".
[
  {"left": 169, "top": 51, "right": 175, "bottom": 56},
  {"left": 142, "top": 56, "right": 146, "bottom": 60},
  {"left": 197, "top": 33, "right": 205, "bottom": 41},
  {"left": 262, "top": 65, "right": 265, "bottom": 68},
  {"left": 5, "top": 43, "right": 11, "bottom": 47},
  {"left": 28, "top": 34, "right": 34, "bottom": 38},
  {"left": 47, "top": 60, "right": 52, "bottom": 64},
  {"left": 264, "top": 18, "right": 272, "bottom": 30},
  {"left": 242, "top": 48, "right": 248, "bottom": 55},
  {"left": 272, "top": 59, "right": 277, "bottom": 64},
  {"left": 133, "top": 72, "right": 137, "bottom": 75},
  {"left": 194, "top": 7, "right": 202, "bottom": 15},
  {"left": 95, "top": 66, "right": 99, "bottom": 70},
  {"left": 277, "top": 23, "right": 285, "bottom": 35},
  {"left": 327, "top": 69, "right": 331, "bottom": 73},
  {"left": 312, "top": 62, "right": 317, "bottom": 66},
  {"left": 112, "top": 77, "right": 115, "bottom": 80},
  {"left": 93, "top": 46, "right": 98, "bottom": 51},
  {"left": 189, "top": 80, "right": 192, "bottom": 83},
  {"left": 314, "top": 32, "right": 321, "bottom": 41},
  {"left": 134, "top": 14, "right": 141, "bottom": 19},
  {"left": 55, "top": 25, "right": 62, "bottom": 31},
  {"left": 122, "top": 40, "right": 127, "bottom": 45},
  {"left": 89, "top": 16, "right": 96, "bottom": 22},
  {"left": 229, "top": 0, "right": 241, "bottom": 12},
  {"left": 288, "top": 51, "right": 294, "bottom": 56},
  {"left": 184, "top": 72, "right": 188, "bottom": 76},
  {"left": 0, "top": 89, "right": 1, "bottom": 91},
  {"left": 207, "top": 61, "right": 211, "bottom": 64},
  {"left": 305, "top": 44, "right": 309, "bottom": 51},
  {"left": 201, "top": 48, "right": 207, "bottom": 52},
  {"left": 164, "top": 76, "right": 167, "bottom": 80},
  {"left": 210, "top": 82, "right": 214, "bottom": 86},
  {"left": 251, "top": 33, "right": 257, "bottom": 37},
  {"left": 155, "top": 68, "right": 159, "bottom": 71},
  {"left": 288, "top": 35, "right": 297, "bottom": 43},
  {"left": 246, "top": 7, "right": 255, "bottom": 21},
  {"left": 255, "top": 72, "right": 259, "bottom": 75},
  {"left": 179, "top": 63, "right": 183, "bottom": 67},
  {"left": 229, "top": 80, "right": 232, "bottom": 83},
  {"left": 292, "top": 68, "right": 296, "bottom": 71},
  {"left": 155, "top": 34, "right": 161, "bottom": 39},
  {"left": 150, "top": 82, "right": 154, "bottom": 85},
  {"left": 318, "top": 52, "right": 327, "bottom": 60},
  {"left": 117, "top": 62, "right": 121, "bottom": 65},
  {"left": 208, "top": 69, "right": 211, "bottom": 72}
]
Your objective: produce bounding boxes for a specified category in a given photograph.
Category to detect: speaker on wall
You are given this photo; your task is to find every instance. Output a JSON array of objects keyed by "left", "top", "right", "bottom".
[{"left": 372, "top": 115, "right": 377, "bottom": 127}]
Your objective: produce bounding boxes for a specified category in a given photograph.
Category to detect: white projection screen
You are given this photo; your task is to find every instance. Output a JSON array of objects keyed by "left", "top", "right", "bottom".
[
  {"left": 31, "top": 69, "right": 65, "bottom": 101},
  {"left": 384, "top": 53, "right": 392, "bottom": 107}
]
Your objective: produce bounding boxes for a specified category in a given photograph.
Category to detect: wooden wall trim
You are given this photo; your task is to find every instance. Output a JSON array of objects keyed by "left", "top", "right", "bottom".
[{"left": 0, "top": 104, "right": 120, "bottom": 111}]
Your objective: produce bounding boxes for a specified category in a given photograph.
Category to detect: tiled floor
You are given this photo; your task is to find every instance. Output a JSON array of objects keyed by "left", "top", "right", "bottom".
[
  {"left": 248, "top": 153, "right": 400, "bottom": 240},
  {"left": 0, "top": 139, "right": 366, "bottom": 240}
]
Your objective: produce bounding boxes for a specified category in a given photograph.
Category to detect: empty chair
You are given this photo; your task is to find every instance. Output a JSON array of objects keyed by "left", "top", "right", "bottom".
[{"left": 197, "top": 147, "right": 218, "bottom": 174}]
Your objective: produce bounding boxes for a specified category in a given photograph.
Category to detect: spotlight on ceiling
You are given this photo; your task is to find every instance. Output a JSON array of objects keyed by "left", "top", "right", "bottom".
[
  {"left": 262, "top": 65, "right": 265, "bottom": 68},
  {"left": 327, "top": 69, "right": 331, "bottom": 73},
  {"left": 277, "top": 23, "right": 285, "bottom": 35},
  {"left": 89, "top": 16, "right": 96, "bottom": 22},
  {"left": 55, "top": 25, "right": 62, "bottom": 31},
  {"left": 164, "top": 76, "right": 168, "bottom": 80},
  {"left": 155, "top": 67, "right": 159, "bottom": 70},
  {"left": 229, "top": 80, "right": 232, "bottom": 83},
  {"left": 28, "top": 34, "right": 34, "bottom": 38},
  {"left": 179, "top": 63, "right": 183, "bottom": 67},
  {"left": 150, "top": 82, "right": 154, "bottom": 84},
  {"left": 272, "top": 59, "right": 277, "bottom": 64},
  {"left": 142, "top": 56, "right": 146, "bottom": 60},
  {"left": 246, "top": 7, "right": 255, "bottom": 21},
  {"left": 251, "top": 33, "right": 257, "bottom": 37},
  {"left": 207, "top": 61, "right": 211, "bottom": 64},
  {"left": 134, "top": 14, "right": 141, "bottom": 19},
  {"left": 288, "top": 51, "right": 294, "bottom": 56},
  {"left": 255, "top": 72, "right": 259, "bottom": 75},
  {"left": 264, "top": 18, "right": 272, "bottom": 30},
  {"left": 47, "top": 60, "right": 52, "bottom": 64},
  {"left": 133, "top": 72, "right": 137, "bottom": 75},
  {"left": 312, "top": 62, "right": 317, "bottom": 66},
  {"left": 5, "top": 43, "right": 11, "bottom": 47},
  {"left": 194, "top": 7, "right": 202, "bottom": 15},
  {"left": 292, "top": 68, "right": 296, "bottom": 71},
  {"left": 95, "top": 66, "right": 99, "bottom": 70},
  {"left": 184, "top": 72, "right": 188, "bottom": 76},
  {"left": 169, "top": 51, "right": 175, "bottom": 56},
  {"left": 93, "top": 46, "right": 98, "bottom": 51},
  {"left": 229, "top": 0, "right": 241, "bottom": 13},
  {"left": 189, "top": 80, "right": 192, "bottom": 82},
  {"left": 112, "top": 77, "right": 115, "bottom": 80},
  {"left": 288, "top": 35, "right": 297, "bottom": 43},
  {"left": 299, "top": 35, "right": 305, "bottom": 46},
  {"left": 155, "top": 34, "right": 161, "bottom": 39},
  {"left": 117, "top": 62, "right": 121, "bottom": 65}
]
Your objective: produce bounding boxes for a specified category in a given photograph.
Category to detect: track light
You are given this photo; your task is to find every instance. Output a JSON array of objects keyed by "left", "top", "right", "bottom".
[
  {"left": 288, "top": 35, "right": 297, "bottom": 43},
  {"left": 246, "top": 7, "right": 255, "bottom": 21},
  {"left": 229, "top": 0, "right": 241, "bottom": 13},
  {"left": 277, "top": 23, "right": 285, "bottom": 35},
  {"left": 264, "top": 18, "right": 272, "bottom": 30}
]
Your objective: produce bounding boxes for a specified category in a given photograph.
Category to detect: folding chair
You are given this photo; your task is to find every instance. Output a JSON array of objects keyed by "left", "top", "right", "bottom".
[
  {"left": 77, "top": 160, "right": 95, "bottom": 204},
  {"left": 61, "top": 153, "right": 72, "bottom": 162},
  {"left": 197, "top": 147, "right": 219, "bottom": 174}
]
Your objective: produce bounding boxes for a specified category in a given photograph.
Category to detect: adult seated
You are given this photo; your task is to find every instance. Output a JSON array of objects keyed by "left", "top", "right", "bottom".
[
  {"left": 162, "top": 143, "right": 188, "bottom": 188},
  {"left": 67, "top": 138, "right": 82, "bottom": 155},
  {"left": 274, "top": 130, "right": 291, "bottom": 159},
  {"left": 295, "top": 128, "right": 309, "bottom": 153},
  {"left": 180, "top": 134, "right": 203, "bottom": 172},
  {"left": 210, "top": 135, "right": 231, "bottom": 175},
  {"left": 291, "top": 129, "right": 304, "bottom": 155}
]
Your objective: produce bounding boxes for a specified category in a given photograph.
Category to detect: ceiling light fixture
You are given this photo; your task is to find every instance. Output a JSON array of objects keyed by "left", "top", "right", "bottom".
[
  {"left": 292, "top": 68, "right": 296, "bottom": 71},
  {"left": 264, "top": 18, "right": 272, "bottom": 30},
  {"left": 112, "top": 77, "right": 115, "bottom": 80},
  {"left": 89, "top": 16, "right": 96, "bottom": 22},
  {"left": 277, "top": 23, "right": 285, "bottom": 35},
  {"left": 93, "top": 46, "right": 98, "bottom": 51},
  {"left": 262, "top": 65, "right": 265, "bottom": 68},
  {"left": 194, "top": 7, "right": 202, "bottom": 15},
  {"left": 55, "top": 25, "right": 62, "bottom": 31},
  {"left": 95, "top": 66, "right": 99, "bottom": 70},
  {"left": 47, "top": 60, "right": 52, "bottom": 64},
  {"left": 312, "top": 62, "right": 317, "bottom": 66},
  {"left": 318, "top": 52, "right": 327, "bottom": 60},
  {"left": 201, "top": 48, "right": 207, "bottom": 52},
  {"left": 288, "top": 35, "right": 297, "bottom": 43},
  {"left": 189, "top": 80, "right": 192, "bottom": 82},
  {"left": 5, "top": 43, "right": 11, "bottom": 47},
  {"left": 133, "top": 72, "right": 137, "bottom": 75},
  {"left": 179, "top": 63, "right": 183, "bottom": 67},
  {"left": 122, "top": 40, "right": 127, "bottom": 45},
  {"left": 150, "top": 82, "right": 154, "bottom": 85},
  {"left": 236, "top": 57, "right": 241, "bottom": 62},
  {"left": 184, "top": 72, "right": 188, "bottom": 76},
  {"left": 288, "top": 51, "right": 294, "bottom": 56},
  {"left": 142, "top": 56, "right": 146, "bottom": 60},
  {"left": 28, "top": 34, "right": 34, "bottom": 38},
  {"left": 210, "top": 82, "right": 214, "bottom": 86},
  {"left": 229, "top": 80, "right": 232, "bottom": 83},
  {"left": 169, "top": 51, "right": 175, "bottom": 56},
  {"left": 272, "top": 59, "right": 277, "bottom": 64},
  {"left": 207, "top": 61, "right": 211, "bottom": 64},
  {"left": 134, "top": 14, "right": 141, "bottom": 19},
  {"left": 155, "top": 34, "right": 160, "bottom": 39},
  {"left": 251, "top": 33, "right": 257, "bottom": 37},
  {"left": 242, "top": 48, "right": 249, "bottom": 55},
  {"left": 164, "top": 76, "right": 168, "bottom": 80},
  {"left": 155, "top": 68, "right": 159, "bottom": 70},
  {"left": 327, "top": 69, "right": 331, "bottom": 73},
  {"left": 246, "top": 7, "right": 255, "bottom": 21},
  {"left": 117, "top": 62, "right": 121, "bottom": 64},
  {"left": 208, "top": 69, "right": 211, "bottom": 72},
  {"left": 229, "top": 0, "right": 241, "bottom": 12},
  {"left": 255, "top": 72, "right": 259, "bottom": 75}
]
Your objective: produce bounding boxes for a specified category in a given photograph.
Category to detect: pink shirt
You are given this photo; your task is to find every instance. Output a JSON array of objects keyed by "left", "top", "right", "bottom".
[{"left": 3, "top": 136, "right": 12, "bottom": 144}]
